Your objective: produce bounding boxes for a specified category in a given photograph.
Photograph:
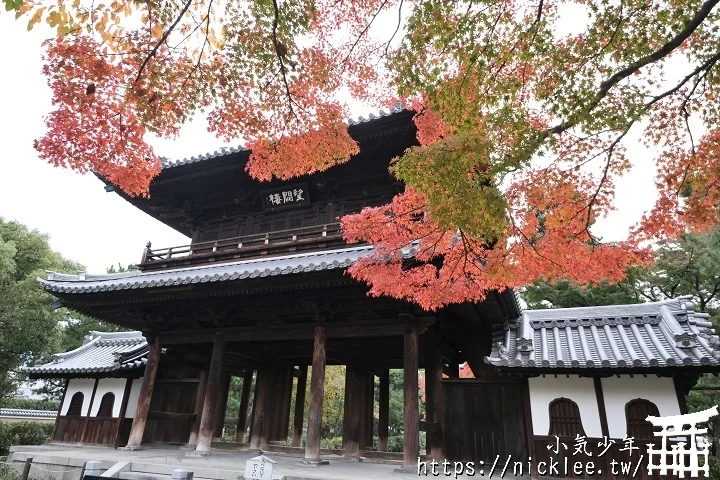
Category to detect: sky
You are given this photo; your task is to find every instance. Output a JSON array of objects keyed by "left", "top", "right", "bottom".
[{"left": 0, "top": 11, "right": 660, "bottom": 274}]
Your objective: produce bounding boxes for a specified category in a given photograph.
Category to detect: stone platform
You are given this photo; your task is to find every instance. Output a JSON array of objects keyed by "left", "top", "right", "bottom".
[{"left": 6, "top": 444, "right": 524, "bottom": 480}]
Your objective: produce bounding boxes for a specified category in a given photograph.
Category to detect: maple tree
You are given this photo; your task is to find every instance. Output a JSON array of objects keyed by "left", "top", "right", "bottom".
[{"left": 6, "top": 0, "right": 720, "bottom": 309}]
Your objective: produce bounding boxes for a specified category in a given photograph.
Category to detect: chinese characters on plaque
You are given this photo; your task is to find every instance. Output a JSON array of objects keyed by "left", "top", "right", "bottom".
[{"left": 261, "top": 183, "right": 310, "bottom": 210}]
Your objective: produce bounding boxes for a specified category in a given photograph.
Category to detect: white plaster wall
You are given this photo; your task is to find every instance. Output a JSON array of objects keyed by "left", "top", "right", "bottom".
[
  {"left": 601, "top": 376, "right": 681, "bottom": 438},
  {"left": 60, "top": 378, "right": 96, "bottom": 416},
  {"left": 528, "top": 375, "right": 603, "bottom": 437},
  {"left": 90, "top": 378, "right": 128, "bottom": 417},
  {"left": 124, "top": 378, "right": 144, "bottom": 418}
]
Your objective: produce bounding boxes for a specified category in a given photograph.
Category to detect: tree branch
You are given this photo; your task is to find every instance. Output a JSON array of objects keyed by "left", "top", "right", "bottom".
[
  {"left": 547, "top": 0, "right": 720, "bottom": 137},
  {"left": 135, "top": 0, "right": 194, "bottom": 84}
]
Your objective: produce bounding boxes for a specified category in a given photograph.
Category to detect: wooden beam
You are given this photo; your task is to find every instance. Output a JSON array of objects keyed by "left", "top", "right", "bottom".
[
  {"left": 114, "top": 378, "right": 134, "bottom": 448},
  {"left": 51, "top": 379, "right": 69, "bottom": 442},
  {"left": 159, "top": 318, "right": 435, "bottom": 345},
  {"left": 378, "top": 369, "right": 389, "bottom": 452},
  {"left": 195, "top": 332, "right": 226, "bottom": 453},
  {"left": 214, "top": 374, "right": 232, "bottom": 438},
  {"left": 593, "top": 377, "right": 610, "bottom": 438},
  {"left": 236, "top": 370, "right": 253, "bottom": 443},
  {"left": 305, "top": 326, "right": 327, "bottom": 461},
  {"left": 675, "top": 377, "right": 690, "bottom": 414},
  {"left": 188, "top": 369, "right": 208, "bottom": 446},
  {"left": 147, "top": 411, "right": 197, "bottom": 421},
  {"left": 403, "top": 324, "right": 419, "bottom": 467},
  {"left": 292, "top": 366, "right": 307, "bottom": 447},
  {"left": 522, "top": 378, "right": 536, "bottom": 466},
  {"left": 81, "top": 378, "right": 99, "bottom": 444},
  {"left": 126, "top": 334, "right": 161, "bottom": 449}
]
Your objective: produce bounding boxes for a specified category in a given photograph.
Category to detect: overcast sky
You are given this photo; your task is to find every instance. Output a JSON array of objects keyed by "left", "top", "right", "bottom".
[{"left": 0, "top": 11, "right": 660, "bottom": 274}]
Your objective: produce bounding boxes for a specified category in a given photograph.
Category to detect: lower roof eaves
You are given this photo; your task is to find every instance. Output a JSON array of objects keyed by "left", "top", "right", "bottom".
[{"left": 485, "top": 296, "right": 720, "bottom": 374}]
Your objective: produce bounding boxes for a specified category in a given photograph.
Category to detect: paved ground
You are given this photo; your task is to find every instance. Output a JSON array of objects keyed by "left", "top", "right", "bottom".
[{"left": 6, "top": 444, "right": 527, "bottom": 480}]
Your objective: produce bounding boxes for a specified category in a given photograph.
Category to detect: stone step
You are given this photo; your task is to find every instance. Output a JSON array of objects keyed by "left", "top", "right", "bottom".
[
  {"left": 119, "top": 472, "right": 170, "bottom": 480},
  {"left": 128, "top": 462, "right": 242, "bottom": 480}
]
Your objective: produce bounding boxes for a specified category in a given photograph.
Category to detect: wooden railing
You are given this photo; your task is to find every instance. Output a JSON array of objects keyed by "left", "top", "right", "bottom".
[{"left": 138, "top": 222, "right": 345, "bottom": 270}]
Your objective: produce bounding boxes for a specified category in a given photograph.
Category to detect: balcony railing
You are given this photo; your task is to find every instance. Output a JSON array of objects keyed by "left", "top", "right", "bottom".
[{"left": 138, "top": 222, "right": 344, "bottom": 270}]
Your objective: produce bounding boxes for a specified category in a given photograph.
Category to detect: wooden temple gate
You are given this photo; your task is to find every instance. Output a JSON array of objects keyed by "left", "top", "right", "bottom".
[{"left": 37, "top": 108, "right": 527, "bottom": 467}]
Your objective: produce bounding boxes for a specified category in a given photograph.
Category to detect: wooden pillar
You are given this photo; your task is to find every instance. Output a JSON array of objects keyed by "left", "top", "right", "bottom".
[
  {"left": 125, "top": 334, "right": 161, "bottom": 449},
  {"left": 114, "top": 378, "right": 134, "bottom": 448},
  {"left": 249, "top": 368, "right": 269, "bottom": 450},
  {"left": 378, "top": 369, "right": 389, "bottom": 452},
  {"left": 279, "top": 365, "right": 294, "bottom": 442},
  {"left": 291, "top": 366, "right": 307, "bottom": 447},
  {"left": 357, "top": 369, "right": 373, "bottom": 451},
  {"left": 195, "top": 332, "right": 226, "bottom": 453},
  {"left": 213, "top": 373, "right": 232, "bottom": 438},
  {"left": 342, "top": 365, "right": 360, "bottom": 457},
  {"left": 366, "top": 373, "right": 374, "bottom": 449},
  {"left": 426, "top": 344, "right": 445, "bottom": 459},
  {"left": 403, "top": 324, "right": 419, "bottom": 467},
  {"left": 188, "top": 368, "right": 208, "bottom": 446},
  {"left": 264, "top": 365, "right": 284, "bottom": 441},
  {"left": 236, "top": 370, "right": 253, "bottom": 443},
  {"left": 81, "top": 378, "right": 99, "bottom": 443},
  {"left": 304, "top": 326, "right": 327, "bottom": 462},
  {"left": 265, "top": 364, "right": 293, "bottom": 443}
]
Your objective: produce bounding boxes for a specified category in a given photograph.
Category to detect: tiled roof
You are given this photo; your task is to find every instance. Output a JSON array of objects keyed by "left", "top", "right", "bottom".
[
  {"left": 0, "top": 408, "right": 58, "bottom": 418},
  {"left": 486, "top": 297, "right": 720, "bottom": 370},
  {"left": 38, "top": 245, "right": 376, "bottom": 294},
  {"left": 160, "top": 104, "right": 407, "bottom": 169},
  {"left": 23, "top": 331, "right": 148, "bottom": 376}
]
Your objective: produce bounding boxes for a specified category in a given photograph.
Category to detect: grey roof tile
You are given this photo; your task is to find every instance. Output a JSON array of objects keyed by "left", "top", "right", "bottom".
[
  {"left": 160, "top": 104, "right": 407, "bottom": 169},
  {"left": 38, "top": 245, "right": 375, "bottom": 294},
  {"left": 23, "top": 331, "right": 148, "bottom": 376},
  {"left": 486, "top": 296, "right": 720, "bottom": 370},
  {"left": 0, "top": 408, "right": 58, "bottom": 418}
]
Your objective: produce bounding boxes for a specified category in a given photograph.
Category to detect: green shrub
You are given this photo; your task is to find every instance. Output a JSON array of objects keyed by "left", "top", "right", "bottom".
[
  {"left": 320, "top": 436, "right": 343, "bottom": 450},
  {"left": 0, "top": 399, "right": 59, "bottom": 412},
  {"left": 0, "top": 463, "right": 19, "bottom": 480},
  {"left": 0, "top": 422, "right": 53, "bottom": 455},
  {"left": 708, "top": 457, "right": 720, "bottom": 480}
]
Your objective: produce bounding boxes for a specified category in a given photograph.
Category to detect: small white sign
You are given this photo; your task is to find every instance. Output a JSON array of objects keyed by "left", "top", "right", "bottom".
[{"left": 244, "top": 454, "right": 276, "bottom": 480}]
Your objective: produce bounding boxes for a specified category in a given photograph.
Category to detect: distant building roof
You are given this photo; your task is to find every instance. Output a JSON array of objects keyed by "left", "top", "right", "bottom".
[
  {"left": 23, "top": 331, "right": 148, "bottom": 378},
  {"left": 38, "top": 245, "right": 376, "bottom": 294},
  {"left": 161, "top": 104, "right": 408, "bottom": 169},
  {"left": 0, "top": 408, "right": 57, "bottom": 418},
  {"left": 486, "top": 297, "right": 720, "bottom": 371}
]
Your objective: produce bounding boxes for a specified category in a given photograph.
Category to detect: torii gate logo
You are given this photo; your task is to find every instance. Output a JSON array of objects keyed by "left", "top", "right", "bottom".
[{"left": 646, "top": 405, "right": 718, "bottom": 477}]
